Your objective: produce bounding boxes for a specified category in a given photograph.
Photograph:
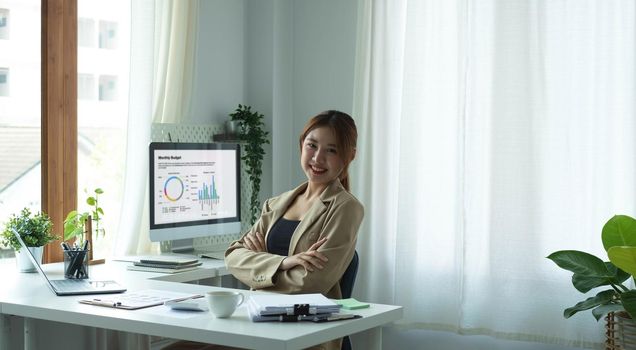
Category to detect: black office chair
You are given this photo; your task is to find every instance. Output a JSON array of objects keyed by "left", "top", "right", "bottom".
[{"left": 339, "top": 250, "right": 359, "bottom": 350}]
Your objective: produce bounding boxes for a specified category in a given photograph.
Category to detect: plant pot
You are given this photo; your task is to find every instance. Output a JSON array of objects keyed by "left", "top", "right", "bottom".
[
  {"left": 15, "top": 246, "right": 43, "bottom": 273},
  {"left": 606, "top": 311, "right": 636, "bottom": 350},
  {"left": 225, "top": 120, "right": 241, "bottom": 137}
]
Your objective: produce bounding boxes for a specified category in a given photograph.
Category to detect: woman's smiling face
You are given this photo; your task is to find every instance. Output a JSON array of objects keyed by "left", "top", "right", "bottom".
[{"left": 300, "top": 126, "right": 345, "bottom": 186}]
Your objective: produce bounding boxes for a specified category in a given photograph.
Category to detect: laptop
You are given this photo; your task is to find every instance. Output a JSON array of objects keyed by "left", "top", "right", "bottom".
[{"left": 12, "top": 229, "right": 127, "bottom": 296}]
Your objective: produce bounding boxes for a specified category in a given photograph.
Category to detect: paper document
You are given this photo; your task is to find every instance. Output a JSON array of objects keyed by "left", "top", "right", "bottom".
[
  {"left": 126, "top": 265, "right": 201, "bottom": 274},
  {"left": 249, "top": 293, "right": 341, "bottom": 316},
  {"left": 79, "top": 289, "right": 203, "bottom": 310}
]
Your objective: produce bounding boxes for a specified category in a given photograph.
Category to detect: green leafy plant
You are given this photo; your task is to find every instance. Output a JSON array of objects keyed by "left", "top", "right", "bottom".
[
  {"left": 64, "top": 188, "right": 105, "bottom": 243},
  {"left": 1, "top": 208, "right": 58, "bottom": 251},
  {"left": 547, "top": 215, "right": 636, "bottom": 320},
  {"left": 229, "top": 104, "right": 270, "bottom": 225}
]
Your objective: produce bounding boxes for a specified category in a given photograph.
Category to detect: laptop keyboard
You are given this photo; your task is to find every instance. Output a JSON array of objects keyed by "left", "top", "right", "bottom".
[{"left": 52, "top": 279, "right": 95, "bottom": 292}]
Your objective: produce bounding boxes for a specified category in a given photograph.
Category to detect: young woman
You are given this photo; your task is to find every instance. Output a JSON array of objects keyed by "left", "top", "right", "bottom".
[
  {"left": 225, "top": 110, "right": 363, "bottom": 302},
  {"left": 223, "top": 111, "right": 363, "bottom": 350}
]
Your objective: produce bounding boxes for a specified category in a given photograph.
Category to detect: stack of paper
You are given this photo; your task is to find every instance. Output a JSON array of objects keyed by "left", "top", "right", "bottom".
[
  {"left": 127, "top": 257, "right": 202, "bottom": 274},
  {"left": 247, "top": 293, "right": 343, "bottom": 322}
]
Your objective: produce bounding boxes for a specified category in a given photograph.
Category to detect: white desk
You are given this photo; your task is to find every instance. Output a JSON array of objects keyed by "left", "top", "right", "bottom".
[{"left": 0, "top": 260, "right": 402, "bottom": 350}]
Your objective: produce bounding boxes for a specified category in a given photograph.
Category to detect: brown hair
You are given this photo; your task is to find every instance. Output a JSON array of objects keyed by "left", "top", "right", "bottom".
[{"left": 299, "top": 110, "right": 358, "bottom": 191}]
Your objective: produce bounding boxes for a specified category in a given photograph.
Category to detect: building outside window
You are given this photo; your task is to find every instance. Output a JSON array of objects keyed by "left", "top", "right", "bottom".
[
  {"left": 0, "top": 2, "right": 40, "bottom": 262},
  {"left": 78, "top": 73, "right": 95, "bottom": 100},
  {"left": 77, "top": 1, "right": 129, "bottom": 260},
  {"left": 98, "top": 20, "right": 118, "bottom": 49},
  {"left": 98, "top": 74, "right": 117, "bottom": 101},
  {"left": 78, "top": 17, "right": 95, "bottom": 47}
]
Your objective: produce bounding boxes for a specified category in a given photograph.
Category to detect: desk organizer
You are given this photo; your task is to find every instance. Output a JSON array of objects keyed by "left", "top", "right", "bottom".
[{"left": 64, "top": 249, "right": 89, "bottom": 279}]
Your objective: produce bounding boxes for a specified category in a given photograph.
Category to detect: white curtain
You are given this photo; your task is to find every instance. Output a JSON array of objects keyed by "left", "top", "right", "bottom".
[
  {"left": 152, "top": 0, "right": 199, "bottom": 123},
  {"left": 115, "top": 0, "right": 199, "bottom": 255},
  {"left": 352, "top": 0, "right": 636, "bottom": 347}
]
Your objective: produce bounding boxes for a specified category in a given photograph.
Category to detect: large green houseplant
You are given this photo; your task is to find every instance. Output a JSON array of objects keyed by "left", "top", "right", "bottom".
[
  {"left": 229, "top": 104, "right": 270, "bottom": 225},
  {"left": 547, "top": 215, "right": 636, "bottom": 320}
]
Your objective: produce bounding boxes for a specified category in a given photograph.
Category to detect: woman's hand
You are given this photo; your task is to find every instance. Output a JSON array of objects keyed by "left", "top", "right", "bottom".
[
  {"left": 243, "top": 231, "right": 266, "bottom": 252},
  {"left": 280, "top": 237, "right": 328, "bottom": 272}
]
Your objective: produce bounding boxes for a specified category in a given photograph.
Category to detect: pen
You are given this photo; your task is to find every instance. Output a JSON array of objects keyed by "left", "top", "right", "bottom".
[
  {"left": 309, "top": 314, "right": 361, "bottom": 322},
  {"left": 326, "top": 314, "right": 359, "bottom": 321},
  {"left": 90, "top": 299, "right": 122, "bottom": 307}
]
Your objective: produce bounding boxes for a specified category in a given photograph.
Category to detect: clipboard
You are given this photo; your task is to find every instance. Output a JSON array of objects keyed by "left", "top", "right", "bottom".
[{"left": 79, "top": 289, "right": 203, "bottom": 310}]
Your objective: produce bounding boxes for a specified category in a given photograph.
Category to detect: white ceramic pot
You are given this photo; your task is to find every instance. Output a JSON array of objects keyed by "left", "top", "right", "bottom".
[{"left": 16, "top": 246, "right": 43, "bottom": 273}]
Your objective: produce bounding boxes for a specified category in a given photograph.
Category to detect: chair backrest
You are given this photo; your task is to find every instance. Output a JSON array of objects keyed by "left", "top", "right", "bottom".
[
  {"left": 339, "top": 250, "right": 359, "bottom": 299},
  {"left": 339, "top": 251, "right": 359, "bottom": 350}
]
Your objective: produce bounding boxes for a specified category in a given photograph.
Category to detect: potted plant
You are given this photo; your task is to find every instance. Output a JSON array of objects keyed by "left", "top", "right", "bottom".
[
  {"left": 547, "top": 215, "right": 636, "bottom": 329},
  {"left": 1, "top": 208, "right": 58, "bottom": 272},
  {"left": 229, "top": 104, "right": 270, "bottom": 225},
  {"left": 64, "top": 188, "right": 105, "bottom": 263}
]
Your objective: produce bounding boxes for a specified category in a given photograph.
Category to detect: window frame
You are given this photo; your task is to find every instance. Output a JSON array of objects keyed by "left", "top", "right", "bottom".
[{"left": 41, "top": 0, "right": 78, "bottom": 263}]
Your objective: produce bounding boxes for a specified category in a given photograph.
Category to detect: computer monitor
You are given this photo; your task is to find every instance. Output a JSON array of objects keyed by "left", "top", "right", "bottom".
[{"left": 149, "top": 142, "right": 241, "bottom": 249}]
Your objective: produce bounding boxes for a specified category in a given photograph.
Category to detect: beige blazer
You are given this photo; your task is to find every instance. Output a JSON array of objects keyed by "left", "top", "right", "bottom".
[{"left": 225, "top": 179, "right": 364, "bottom": 299}]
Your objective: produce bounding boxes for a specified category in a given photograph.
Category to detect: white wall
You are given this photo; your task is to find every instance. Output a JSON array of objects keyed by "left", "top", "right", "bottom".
[{"left": 189, "top": 0, "right": 246, "bottom": 124}]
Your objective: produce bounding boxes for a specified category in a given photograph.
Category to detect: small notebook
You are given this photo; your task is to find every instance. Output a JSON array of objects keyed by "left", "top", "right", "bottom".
[
  {"left": 138, "top": 257, "right": 200, "bottom": 266},
  {"left": 133, "top": 261, "right": 202, "bottom": 269},
  {"left": 79, "top": 289, "right": 202, "bottom": 310},
  {"left": 335, "top": 298, "right": 370, "bottom": 310}
]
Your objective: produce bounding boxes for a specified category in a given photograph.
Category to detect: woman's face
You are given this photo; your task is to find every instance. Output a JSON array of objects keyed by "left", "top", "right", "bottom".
[{"left": 300, "top": 126, "right": 345, "bottom": 187}]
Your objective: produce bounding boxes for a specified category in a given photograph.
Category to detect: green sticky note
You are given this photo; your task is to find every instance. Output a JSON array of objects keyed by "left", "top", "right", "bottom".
[{"left": 336, "top": 298, "right": 370, "bottom": 310}]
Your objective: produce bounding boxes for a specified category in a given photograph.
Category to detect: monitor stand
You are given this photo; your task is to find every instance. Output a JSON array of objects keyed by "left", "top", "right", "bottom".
[
  {"left": 168, "top": 238, "right": 226, "bottom": 260},
  {"left": 169, "top": 238, "right": 195, "bottom": 253}
]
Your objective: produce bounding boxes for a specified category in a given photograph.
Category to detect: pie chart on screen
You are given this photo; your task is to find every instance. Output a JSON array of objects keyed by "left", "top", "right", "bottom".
[{"left": 163, "top": 176, "right": 184, "bottom": 201}]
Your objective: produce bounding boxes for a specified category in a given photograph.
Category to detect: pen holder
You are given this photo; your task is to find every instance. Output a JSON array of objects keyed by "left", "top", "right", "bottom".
[{"left": 64, "top": 249, "right": 90, "bottom": 279}]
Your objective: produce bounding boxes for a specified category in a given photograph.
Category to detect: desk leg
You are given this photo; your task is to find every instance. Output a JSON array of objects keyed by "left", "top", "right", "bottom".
[
  {"left": 119, "top": 332, "right": 150, "bottom": 350},
  {"left": 24, "top": 317, "right": 36, "bottom": 350},
  {"left": 350, "top": 326, "right": 382, "bottom": 350},
  {"left": 87, "top": 327, "right": 108, "bottom": 350},
  {"left": 0, "top": 314, "right": 10, "bottom": 350}
]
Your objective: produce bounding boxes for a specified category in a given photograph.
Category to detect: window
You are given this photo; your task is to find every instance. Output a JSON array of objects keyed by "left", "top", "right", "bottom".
[
  {"left": 98, "top": 74, "right": 118, "bottom": 101},
  {"left": 0, "top": 2, "right": 40, "bottom": 260},
  {"left": 78, "top": 1, "right": 130, "bottom": 260},
  {"left": 78, "top": 18, "right": 95, "bottom": 47},
  {"left": 0, "top": 68, "right": 8, "bottom": 96},
  {"left": 98, "top": 20, "right": 118, "bottom": 49},
  {"left": 78, "top": 73, "right": 95, "bottom": 100},
  {"left": 0, "top": 8, "right": 9, "bottom": 40}
]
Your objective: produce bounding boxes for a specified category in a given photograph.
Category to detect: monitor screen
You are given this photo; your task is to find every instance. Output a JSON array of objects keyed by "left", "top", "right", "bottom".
[{"left": 149, "top": 142, "right": 241, "bottom": 243}]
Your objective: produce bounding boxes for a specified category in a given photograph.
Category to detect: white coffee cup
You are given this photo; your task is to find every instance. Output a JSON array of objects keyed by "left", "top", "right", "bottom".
[{"left": 206, "top": 291, "right": 244, "bottom": 318}]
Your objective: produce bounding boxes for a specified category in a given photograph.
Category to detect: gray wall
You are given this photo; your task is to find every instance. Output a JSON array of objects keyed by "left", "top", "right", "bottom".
[{"left": 287, "top": 0, "right": 359, "bottom": 185}]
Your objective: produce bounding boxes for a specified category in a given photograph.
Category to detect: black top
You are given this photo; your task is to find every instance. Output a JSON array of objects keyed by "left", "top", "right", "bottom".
[{"left": 267, "top": 217, "right": 301, "bottom": 256}]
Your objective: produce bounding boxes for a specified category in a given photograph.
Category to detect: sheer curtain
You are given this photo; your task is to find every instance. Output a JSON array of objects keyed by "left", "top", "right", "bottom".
[
  {"left": 352, "top": 0, "right": 636, "bottom": 346},
  {"left": 115, "top": 0, "right": 199, "bottom": 255}
]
